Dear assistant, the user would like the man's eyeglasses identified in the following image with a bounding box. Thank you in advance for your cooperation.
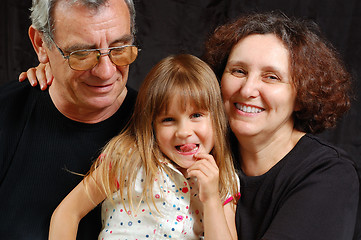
[50,38,139,71]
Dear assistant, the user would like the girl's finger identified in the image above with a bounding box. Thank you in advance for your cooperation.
[187,159,218,178]
[193,153,218,168]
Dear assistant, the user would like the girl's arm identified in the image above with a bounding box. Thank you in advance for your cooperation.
[49,168,107,240]
[202,194,237,240]
[187,153,237,240]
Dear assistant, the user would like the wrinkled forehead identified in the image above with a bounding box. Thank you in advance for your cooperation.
[53,0,131,42]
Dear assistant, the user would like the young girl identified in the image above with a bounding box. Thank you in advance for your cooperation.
[49,54,239,240]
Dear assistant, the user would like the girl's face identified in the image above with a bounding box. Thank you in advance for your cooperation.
[221,34,297,142]
[154,95,215,173]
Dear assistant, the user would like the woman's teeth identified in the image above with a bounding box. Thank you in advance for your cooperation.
[235,103,263,113]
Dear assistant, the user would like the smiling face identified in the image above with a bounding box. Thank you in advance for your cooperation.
[44,0,133,121]
[154,96,215,173]
[221,34,297,143]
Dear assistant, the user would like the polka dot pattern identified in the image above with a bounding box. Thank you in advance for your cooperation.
[98,164,206,239]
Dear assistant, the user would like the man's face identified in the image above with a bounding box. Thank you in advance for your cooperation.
[44,0,132,120]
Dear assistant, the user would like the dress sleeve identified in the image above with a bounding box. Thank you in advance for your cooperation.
[223,171,241,206]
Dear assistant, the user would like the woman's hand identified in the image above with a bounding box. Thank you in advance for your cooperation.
[19,63,53,90]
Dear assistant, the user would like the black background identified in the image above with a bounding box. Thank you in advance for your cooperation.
[1,0,360,194]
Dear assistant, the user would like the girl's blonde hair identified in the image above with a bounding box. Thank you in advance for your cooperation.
[88,54,238,212]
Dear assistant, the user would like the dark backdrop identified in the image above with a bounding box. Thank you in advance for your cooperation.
[1,0,361,230]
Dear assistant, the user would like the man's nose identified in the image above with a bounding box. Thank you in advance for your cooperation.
[90,53,116,80]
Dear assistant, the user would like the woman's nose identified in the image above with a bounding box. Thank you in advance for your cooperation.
[239,75,259,98]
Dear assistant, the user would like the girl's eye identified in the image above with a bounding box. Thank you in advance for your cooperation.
[161,117,174,123]
[191,113,203,119]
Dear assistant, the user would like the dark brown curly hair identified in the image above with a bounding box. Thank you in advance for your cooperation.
[203,12,351,134]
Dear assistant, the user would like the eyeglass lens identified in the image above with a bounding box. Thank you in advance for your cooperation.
[68,46,138,71]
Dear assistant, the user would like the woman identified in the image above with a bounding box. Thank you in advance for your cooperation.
[203,12,359,240]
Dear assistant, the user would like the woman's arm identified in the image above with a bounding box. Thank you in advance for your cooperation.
[187,153,237,240]
[49,168,107,240]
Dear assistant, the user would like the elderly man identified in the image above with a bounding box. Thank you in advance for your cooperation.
[0,0,138,239]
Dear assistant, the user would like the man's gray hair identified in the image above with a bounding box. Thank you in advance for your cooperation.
[30,0,136,46]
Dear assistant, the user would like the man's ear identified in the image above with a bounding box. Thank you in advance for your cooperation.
[28,25,49,64]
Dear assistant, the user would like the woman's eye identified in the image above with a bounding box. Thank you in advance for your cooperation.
[269,75,278,80]
[231,68,246,77]
[263,74,280,82]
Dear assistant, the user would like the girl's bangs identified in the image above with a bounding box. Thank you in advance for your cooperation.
[157,75,212,114]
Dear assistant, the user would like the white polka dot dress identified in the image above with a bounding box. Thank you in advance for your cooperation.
[98,162,205,240]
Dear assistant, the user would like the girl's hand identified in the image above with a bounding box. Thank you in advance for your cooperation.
[19,63,53,90]
[187,153,220,203]
[187,154,237,240]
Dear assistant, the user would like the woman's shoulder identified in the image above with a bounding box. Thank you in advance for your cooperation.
[279,133,358,185]
[290,133,354,165]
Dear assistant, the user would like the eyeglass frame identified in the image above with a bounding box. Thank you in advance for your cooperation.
[48,36,140,71]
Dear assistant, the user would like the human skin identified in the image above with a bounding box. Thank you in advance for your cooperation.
[154,95,215,175]
[221,33,304,176]
[49,94,237,240]
[28,0,133,123]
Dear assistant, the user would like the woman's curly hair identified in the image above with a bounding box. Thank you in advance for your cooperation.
[203,11,352,134]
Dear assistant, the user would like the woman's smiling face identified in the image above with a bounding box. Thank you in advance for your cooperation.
[221,33,297,141]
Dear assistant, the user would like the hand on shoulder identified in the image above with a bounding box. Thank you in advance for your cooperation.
[19,63,53,90]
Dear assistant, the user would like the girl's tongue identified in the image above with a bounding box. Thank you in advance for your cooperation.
[178,143,198,152]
